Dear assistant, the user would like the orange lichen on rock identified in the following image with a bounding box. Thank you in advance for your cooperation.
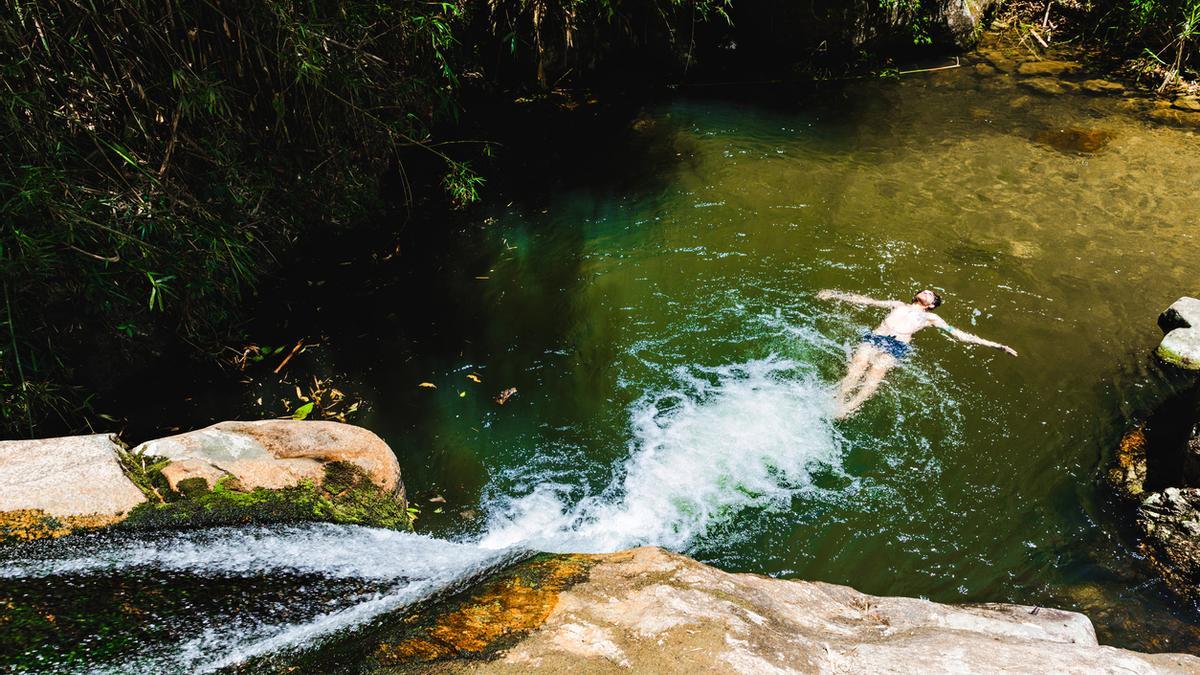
[1108,425,1148,502]
[0,509,118,543]
[374,555,593,665]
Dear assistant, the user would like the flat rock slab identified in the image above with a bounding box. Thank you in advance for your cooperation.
[1158,297,1200,370]
[1173,96,1200,112]
[1017,60,1083,76]
[1081,79,1125,94]
[1020,77,1073,96]
[431,547,1200,673]
[134,420,402,495]
[0,434,145,518]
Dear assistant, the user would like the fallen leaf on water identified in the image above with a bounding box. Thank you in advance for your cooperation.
[495,387,518,405]
[467,373,482,383]
[459,391,466,398]
[418,382,437,389]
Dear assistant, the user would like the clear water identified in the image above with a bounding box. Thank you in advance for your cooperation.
[5,40,1200,671]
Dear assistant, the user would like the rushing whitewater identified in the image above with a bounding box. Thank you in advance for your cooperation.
[2,351,857,673]
[479,356,846,552]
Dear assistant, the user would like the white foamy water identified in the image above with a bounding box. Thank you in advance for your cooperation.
[0,523,494,580]
[6,354,850,673]
[478,356,846,552]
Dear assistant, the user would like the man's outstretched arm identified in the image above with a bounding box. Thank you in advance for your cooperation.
[934,319,1018,356]
[816,289,903,309]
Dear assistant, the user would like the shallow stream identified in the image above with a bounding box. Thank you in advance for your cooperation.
[4,38,1200,672]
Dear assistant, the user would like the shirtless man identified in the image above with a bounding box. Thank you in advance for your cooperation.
[817,289,1018,419]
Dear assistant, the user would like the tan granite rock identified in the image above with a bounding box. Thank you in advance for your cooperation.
[133,420,402,496]
[0,433,145,518]
[420,547,1200,673]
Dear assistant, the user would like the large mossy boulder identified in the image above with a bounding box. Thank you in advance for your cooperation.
[1158,297,1200,370]
[131,420,403,498]
[0,421,410,542]
[0,434,146,541]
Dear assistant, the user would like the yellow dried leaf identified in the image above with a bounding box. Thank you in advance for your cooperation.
[467,373,482,383]
[418,382,437,389]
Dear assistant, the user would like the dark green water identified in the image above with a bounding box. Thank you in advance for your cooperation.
[5,41,1200,671]
[362,46,1200,651]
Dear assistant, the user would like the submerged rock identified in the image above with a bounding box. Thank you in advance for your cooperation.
[1021,77,1072,96]
[1081,79,1125,94]
[132,420,403,496]
[1172,96,1200,113]
[1108,425,1149,502]
[306,547,1200,672]
[1032,127,1114,154]
[1157,297,1200,370]
[1017,60,1083,76]
[0,434,145,541]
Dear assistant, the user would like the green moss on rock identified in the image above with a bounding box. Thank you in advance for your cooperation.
[120,462,411,531]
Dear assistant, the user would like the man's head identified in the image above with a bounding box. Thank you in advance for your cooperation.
[913,289,942,310]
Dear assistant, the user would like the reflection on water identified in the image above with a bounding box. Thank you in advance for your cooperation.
[5,37,1200,671]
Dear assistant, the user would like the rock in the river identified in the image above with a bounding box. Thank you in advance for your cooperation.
[1157,297,1200,370]
[0,434,146,540]
[1108,425,1149,502]
[1081,79,1125,94]
[1173,96,1200,112]
[1021,77,1072,95]
[133,420,403,496]
[363,547,1200,673]
[1138,488,1200,604]
[1017,60,1083,76]
[1033,127,1114,154]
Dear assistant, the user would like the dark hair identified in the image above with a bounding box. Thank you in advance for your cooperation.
[914,290,943,309]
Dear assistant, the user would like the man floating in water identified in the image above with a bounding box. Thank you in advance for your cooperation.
[817,289,1018,419]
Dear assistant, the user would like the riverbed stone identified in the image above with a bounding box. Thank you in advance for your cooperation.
[1138,488,1200,604]
[133,420,403,496]
[1172,96,1200,112]
[1157,297,1200,370]
[1021,77,1072,95]
[369,547,1200,672]
[1081,79,1125,94]
[1108,425,1148,502]
[0,433,146,524]
[1017,60,1083,76]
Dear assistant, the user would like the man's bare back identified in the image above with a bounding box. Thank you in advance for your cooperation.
[816,288,1017,419]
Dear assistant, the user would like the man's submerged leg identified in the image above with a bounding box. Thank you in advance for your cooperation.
[835,345,876,413]
[836,355,897,420]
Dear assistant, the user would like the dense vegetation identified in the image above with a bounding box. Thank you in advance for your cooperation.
[0,0,727,435]
[1,0,1196,438]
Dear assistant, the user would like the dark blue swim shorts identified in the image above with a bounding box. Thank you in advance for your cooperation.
[861,332,912,359]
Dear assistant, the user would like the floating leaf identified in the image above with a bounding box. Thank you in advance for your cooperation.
[466,373,482,383]
[292,402,315,420]
[459,391,466,398]
[495,387,518,405]
[418,382,437,389]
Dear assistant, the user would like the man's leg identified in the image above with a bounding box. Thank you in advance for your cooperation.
[836,356,897,419]
[836,345,876,407]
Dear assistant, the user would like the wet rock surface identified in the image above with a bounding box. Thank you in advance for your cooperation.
[1109,425,1149,502]
[1017,60,1083,76]
[304,548,1200,673]
[1139,488,1200,604]
[1032,127,1115,154]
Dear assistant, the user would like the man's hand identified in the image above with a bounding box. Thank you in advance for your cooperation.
[1000,345,1018,357]
[816,289,837,301]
